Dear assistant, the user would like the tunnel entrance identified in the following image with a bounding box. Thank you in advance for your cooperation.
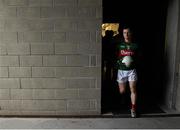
[102,0,168,115]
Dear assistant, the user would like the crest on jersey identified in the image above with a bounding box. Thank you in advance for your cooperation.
[127,45,130,50]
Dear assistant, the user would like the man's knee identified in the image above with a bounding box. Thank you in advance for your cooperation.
[129,81,137,93]
[130,86,137,94]
[119,88,125,94]
[119,84,126,94]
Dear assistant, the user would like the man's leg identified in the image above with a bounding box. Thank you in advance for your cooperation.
[129,81,137,106]
[117,70,128,109]
[118,82,127,106]
[129,81,137,117]
[118,82,126,94]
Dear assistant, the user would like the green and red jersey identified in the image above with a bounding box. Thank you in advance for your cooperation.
[116,42,138,70]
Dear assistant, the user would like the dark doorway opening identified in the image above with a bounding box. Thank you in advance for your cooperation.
[102,0,168,115]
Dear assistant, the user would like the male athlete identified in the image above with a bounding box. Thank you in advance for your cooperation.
[116,27,138,118]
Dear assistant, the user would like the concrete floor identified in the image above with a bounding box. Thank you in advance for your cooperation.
[0,116,180,129]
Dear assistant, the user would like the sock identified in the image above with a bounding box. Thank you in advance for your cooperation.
[131,104,136,110]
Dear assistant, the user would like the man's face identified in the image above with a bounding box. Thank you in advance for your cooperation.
[123,28,132,40]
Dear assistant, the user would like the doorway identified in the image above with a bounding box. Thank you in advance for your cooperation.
[102,0,168,115]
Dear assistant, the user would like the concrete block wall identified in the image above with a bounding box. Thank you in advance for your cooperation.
[0,0,102,116]
[163,0,180,112]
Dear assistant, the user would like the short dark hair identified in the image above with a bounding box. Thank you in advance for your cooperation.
[122,24,132,30]
[105,30,114,37]
[122,25,134,35]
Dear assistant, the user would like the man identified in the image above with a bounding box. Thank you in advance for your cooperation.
[116,27,138,118]
[102,30,115,84]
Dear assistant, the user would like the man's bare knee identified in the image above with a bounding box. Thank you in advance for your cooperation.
[130,87,136,93]
[119,83,126,94]
[129,81,137,93]
[119,88,125,94]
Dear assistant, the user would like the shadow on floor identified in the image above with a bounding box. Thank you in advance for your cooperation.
[101,88,165,116]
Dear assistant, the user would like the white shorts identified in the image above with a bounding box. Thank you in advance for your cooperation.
[117,69,138,83]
